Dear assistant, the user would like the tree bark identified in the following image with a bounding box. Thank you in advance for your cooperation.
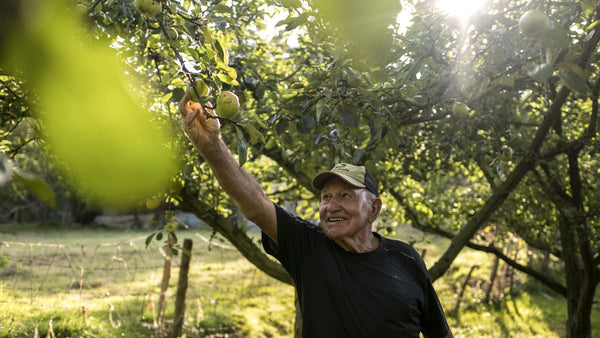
[170,238,193,338]
[156,236,173,337]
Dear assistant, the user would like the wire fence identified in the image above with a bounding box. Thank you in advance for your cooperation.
[0,230,285,337]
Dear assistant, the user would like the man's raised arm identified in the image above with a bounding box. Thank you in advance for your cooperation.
[179,93,277,243]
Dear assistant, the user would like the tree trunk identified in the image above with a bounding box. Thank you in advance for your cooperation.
[559,217,598,338]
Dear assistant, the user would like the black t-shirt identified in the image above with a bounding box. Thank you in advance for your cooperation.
[262,203,450,338]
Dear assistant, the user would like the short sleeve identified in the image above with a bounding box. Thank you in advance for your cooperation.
[261,203,319,282]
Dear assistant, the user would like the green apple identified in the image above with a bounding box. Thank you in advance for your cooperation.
[145,197,161,210]
[134,0,161,18]
[217,91,240,119]
[165,220,177,233]
[519,10,549,38]
[451,102,469,116]
[265,138,278,150]
[166,27,178,40]
[186,81,210,102]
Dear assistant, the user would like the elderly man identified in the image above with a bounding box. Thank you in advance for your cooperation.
[180,94,453,337]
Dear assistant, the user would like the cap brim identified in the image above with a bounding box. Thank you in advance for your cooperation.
[311,171,366,190]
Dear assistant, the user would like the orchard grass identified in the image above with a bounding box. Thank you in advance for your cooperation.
[0,222,598,337]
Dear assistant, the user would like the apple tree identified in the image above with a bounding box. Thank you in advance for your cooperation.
[1,0,599,336]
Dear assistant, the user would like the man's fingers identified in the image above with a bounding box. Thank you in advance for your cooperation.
[184,108,202,127]
[178,92,192,117]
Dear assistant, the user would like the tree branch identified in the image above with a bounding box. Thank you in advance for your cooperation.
[427,13,600,281]
[178,188,293,285]
[389,189,565,294]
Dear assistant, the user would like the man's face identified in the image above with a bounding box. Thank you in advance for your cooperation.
[318,177,377,241]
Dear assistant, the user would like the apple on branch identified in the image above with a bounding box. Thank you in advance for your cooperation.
[519,9,550,38]
[134,0,162,18]
[451,101,469,117]
[217,91,240,119]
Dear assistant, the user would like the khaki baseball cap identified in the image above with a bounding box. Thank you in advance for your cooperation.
[312,163,379,197]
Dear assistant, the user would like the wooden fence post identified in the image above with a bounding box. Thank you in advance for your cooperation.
[451,265,479,316]
[156,236,173,338]
[170,238,193,338]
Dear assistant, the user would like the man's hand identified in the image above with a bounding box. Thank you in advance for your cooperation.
[179,92,220,153]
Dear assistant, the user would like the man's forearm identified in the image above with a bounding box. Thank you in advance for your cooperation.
[197,137,277,241]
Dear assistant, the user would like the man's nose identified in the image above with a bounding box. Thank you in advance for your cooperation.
[326,197,341,211]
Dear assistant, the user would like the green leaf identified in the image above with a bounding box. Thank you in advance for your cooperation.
[181,247,192,257]
[275,119,289,135]
[13,171,56,209]
[214,38,229,65]
[171,87,185,103]
[285,13,309,31]
[156,232,163,241]
[246,123,265,145]
[558,62,589,95]
[297,114,314,134]
[527,63,554,83]
[586,20,599,31]
[212,4,233,14]
[315,100,326,122]
[145,233,156,248]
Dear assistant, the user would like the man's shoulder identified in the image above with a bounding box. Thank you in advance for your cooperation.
[383,237,422,258]
[382,236,430,278]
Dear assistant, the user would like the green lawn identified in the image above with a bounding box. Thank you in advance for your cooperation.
[0,222,597,337]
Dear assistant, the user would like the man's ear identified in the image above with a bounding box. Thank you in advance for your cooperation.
[369,197,383,223]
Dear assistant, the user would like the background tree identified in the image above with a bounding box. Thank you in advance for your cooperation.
[1,0,598,336]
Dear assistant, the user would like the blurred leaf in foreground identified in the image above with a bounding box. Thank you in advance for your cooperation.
[0,0,178,206]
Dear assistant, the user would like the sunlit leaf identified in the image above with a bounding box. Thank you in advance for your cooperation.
[2,0,178,206]
[246,123,265,145]
[212,4,233,14]
[214,37,229,65]
[13,171,56,209]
